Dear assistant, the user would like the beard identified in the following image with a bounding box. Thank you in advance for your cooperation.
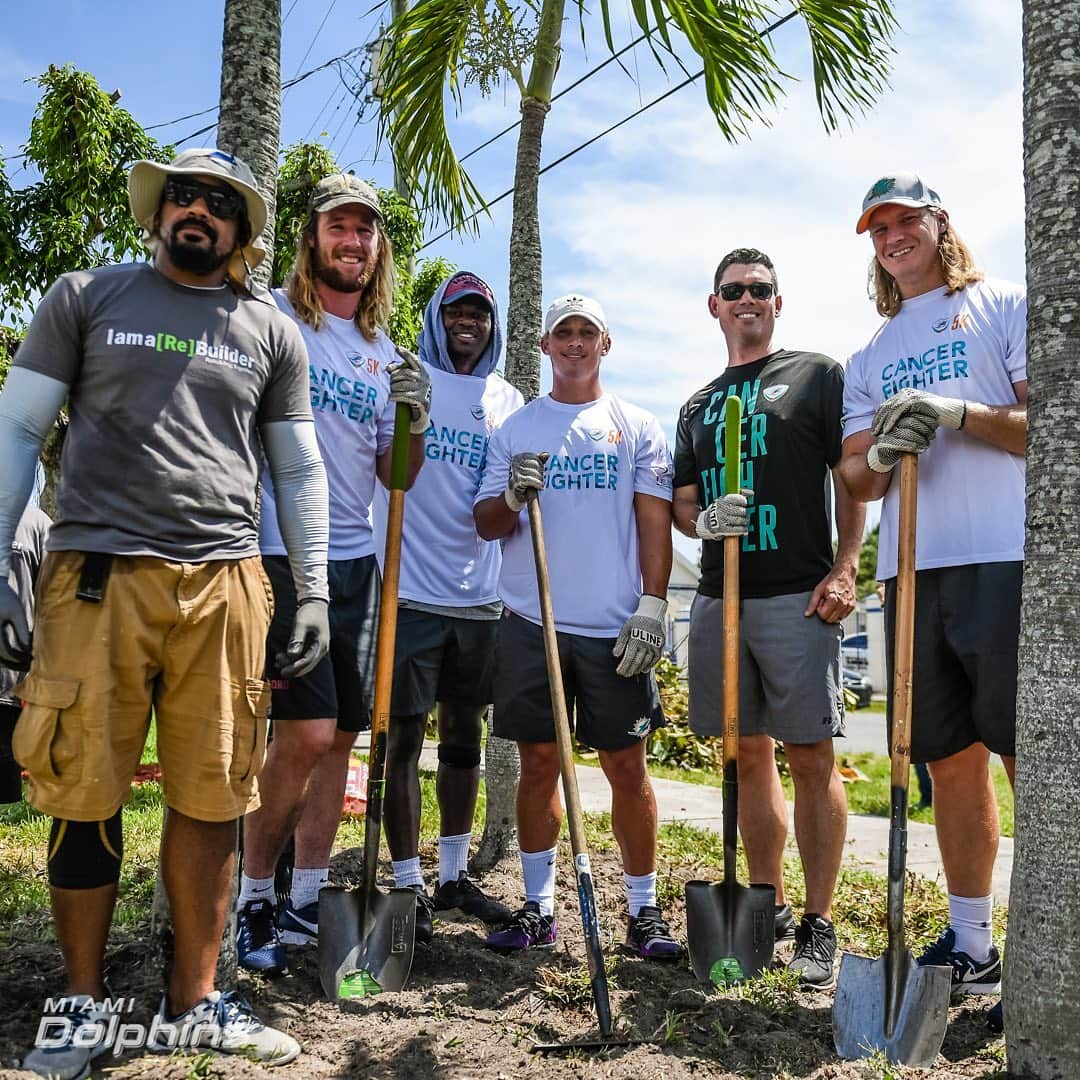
[165,218,230,275]
[313,244,375,294]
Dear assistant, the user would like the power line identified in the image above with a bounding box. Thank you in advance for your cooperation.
[286,0,341,92]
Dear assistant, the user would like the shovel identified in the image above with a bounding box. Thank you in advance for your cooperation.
[832,453,951,1066]
[319,403,417,1000]
[526,492,614,1039]
[685,393,775,986]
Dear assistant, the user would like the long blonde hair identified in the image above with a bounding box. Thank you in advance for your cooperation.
[869,211,985,318]
[286,215,397,340]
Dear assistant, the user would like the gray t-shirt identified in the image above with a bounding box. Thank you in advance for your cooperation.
[14,263,311,561]
[1,506,50,705]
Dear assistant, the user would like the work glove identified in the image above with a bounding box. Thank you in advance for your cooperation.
[867,388,966,473]
[613,594,668,678]
[276,597,330,678]
[694,489,753,540]
[504,452,548,512]
[387,348,432,435]
[0,580,32,669]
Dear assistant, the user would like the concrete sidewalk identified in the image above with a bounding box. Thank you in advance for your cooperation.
[358,740,1013,902]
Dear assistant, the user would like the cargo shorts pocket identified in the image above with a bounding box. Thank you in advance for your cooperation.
[11,676,82,784]
[230,678,271,784]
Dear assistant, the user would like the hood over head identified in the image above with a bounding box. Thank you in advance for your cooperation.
[418,272,503,378]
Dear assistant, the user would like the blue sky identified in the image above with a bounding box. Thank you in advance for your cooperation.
[2,1,1025,552]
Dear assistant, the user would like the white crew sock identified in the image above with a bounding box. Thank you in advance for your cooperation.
[624,871,658,917]
[392,856,425,889]
[521,846,558,916]
[949,893,994,961]
[438,832,471,887]
[238,873,274,910]
[290,867,329,910]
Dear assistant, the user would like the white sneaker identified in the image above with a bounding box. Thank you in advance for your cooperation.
[22,994,117,1080]
[148,990,300,1065]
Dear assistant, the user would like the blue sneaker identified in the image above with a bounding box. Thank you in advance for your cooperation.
[917,928,1001,995]
[278,900,319,946]
[238,899,287,976]
[22,995,116,1080]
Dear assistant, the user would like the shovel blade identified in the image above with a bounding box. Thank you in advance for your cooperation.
[318,885,417,1001]
[685,879,775,985]
[832,950,951,1067]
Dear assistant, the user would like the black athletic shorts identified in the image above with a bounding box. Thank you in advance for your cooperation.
[884,561,1021,763]
[264,554,380,732]
[0,703,23,803]
[493,610,665,752]
[390,607,499,715]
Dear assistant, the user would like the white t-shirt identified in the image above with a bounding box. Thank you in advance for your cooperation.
[843,278,1027,579]
[373,364,523,606]
[261,291,396,559]
[475,392,674,637]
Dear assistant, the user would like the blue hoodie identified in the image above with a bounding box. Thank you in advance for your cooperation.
[417,272,503,379]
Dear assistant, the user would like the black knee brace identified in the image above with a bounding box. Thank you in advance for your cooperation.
[47,810,123,889]
[437,742,482,769]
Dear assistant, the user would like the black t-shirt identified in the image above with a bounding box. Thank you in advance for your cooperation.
[674,349,844,598]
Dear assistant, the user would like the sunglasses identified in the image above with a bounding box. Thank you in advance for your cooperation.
[718,282,775,302]
[163,177,245,221]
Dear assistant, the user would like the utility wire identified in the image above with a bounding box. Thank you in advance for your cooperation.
[286,0,341,91]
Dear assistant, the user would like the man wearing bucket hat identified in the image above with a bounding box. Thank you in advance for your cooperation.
[0,147,329,1074]
[473,294,682,960]
[237,172,432,973]
[838,173,1027,1032]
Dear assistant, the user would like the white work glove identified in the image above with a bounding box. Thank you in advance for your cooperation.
[387,347,432,435]
[504,452,548,512]
[694,489,753,540]
[613,594,668,678]
[275,598,330,678]
[867,388,966,473]
[0,580,32,669]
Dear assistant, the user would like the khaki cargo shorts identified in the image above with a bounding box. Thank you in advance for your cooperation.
[12,552,274,822]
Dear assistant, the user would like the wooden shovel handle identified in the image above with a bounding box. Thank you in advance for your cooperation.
[890,453,918,788]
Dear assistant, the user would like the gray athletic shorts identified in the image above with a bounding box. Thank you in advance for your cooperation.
[390,607,499,715]
[884,561,1020,763]
[687,591,845,744]
[492,610,665,751]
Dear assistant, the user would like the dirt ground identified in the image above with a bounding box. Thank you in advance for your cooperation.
[0,848,1006,1079]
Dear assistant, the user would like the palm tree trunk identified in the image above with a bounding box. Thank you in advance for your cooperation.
[216,0,281,291]
[1006,2,1080,1073]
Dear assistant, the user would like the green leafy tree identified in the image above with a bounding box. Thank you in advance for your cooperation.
[0,65,171,324]
[855,523,879,599]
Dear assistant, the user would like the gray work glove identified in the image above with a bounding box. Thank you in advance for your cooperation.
[613,594,668,678]
[504,452,548,512]
[694,489,753,540]
[0,580,32,669]
[387,347,432,435]
[868,388,966,473]
[276,598,330,678]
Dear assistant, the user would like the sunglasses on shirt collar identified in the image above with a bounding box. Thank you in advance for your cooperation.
[162,177,245,221]
[717,282,775,301]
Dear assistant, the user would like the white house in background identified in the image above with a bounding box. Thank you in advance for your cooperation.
[842,593,888,691]
[666,547,699,670]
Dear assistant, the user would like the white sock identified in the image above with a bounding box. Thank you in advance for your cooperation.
[949,893,994,961]
[290,867,329,910]
[521,846,558,916]
[238,873,274,909]
[624,871,657,917]
[392,856,425,889]
[438,832,471,887]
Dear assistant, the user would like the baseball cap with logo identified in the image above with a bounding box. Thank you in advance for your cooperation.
[543,294,608,334]
[308,173,383,221]
[856,172,943,234]
[442,271,495,311]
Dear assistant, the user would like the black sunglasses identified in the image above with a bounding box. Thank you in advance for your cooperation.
[718,282,775,302]
[163,177,245,221]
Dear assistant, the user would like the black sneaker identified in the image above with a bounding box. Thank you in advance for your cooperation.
[987,1000,1003,1033]
[410,884,434,945]
[788,914,836,990]
[432,872,512,926]
[917,928,1001,995]
[625,905,683,961]
[484,901,557,952]
[774,903,796,941]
